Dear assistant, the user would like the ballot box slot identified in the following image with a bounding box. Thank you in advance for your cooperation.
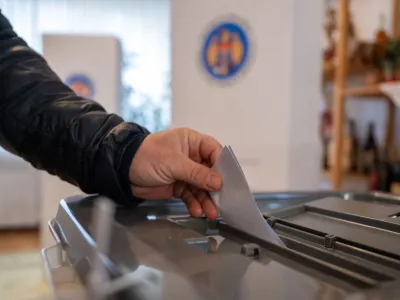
[216,222,379,289]
[172,215,400,287]
[270,216,400,259]
[305,204,400,234]
[279,234,393,282]
[262,198,400,290]
[271,218,400,274]
[171,217,371,288]
[267,198,400,259]
[267,215,327,237]
[347,192,400,205]
[271,220,326,245]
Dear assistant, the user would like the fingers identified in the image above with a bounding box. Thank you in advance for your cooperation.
[174,181,217,219]
[198,134,223,166]
[174,156,222,192]
[180,188,203,218]
[174,181,202,217]
[193,188,218,220]
[181,187,218,219]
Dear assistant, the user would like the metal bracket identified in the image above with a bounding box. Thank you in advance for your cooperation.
[43,196,168,299]
[42,219,87,300]
[324,234,337,249]
[267,217,278,228]
[241,243,261,257]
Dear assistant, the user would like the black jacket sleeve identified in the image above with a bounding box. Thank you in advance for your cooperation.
[0,12,150,206]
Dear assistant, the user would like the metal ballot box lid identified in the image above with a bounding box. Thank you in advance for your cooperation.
[42,192,400,300]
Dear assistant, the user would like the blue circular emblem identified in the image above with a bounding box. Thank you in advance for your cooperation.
[202,21,250,80]
[65,74,95,98]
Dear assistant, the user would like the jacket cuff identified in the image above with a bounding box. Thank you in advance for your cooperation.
[117,130,149,206]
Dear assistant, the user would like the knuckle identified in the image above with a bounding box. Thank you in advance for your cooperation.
[189,166,200,181]
[178,127,199,138]
[189,167,199,181]
[175,127,190,135]
[189,166,206,183]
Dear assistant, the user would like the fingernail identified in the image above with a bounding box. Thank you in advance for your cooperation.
[206,209,218,220]
[190,207,202,217]
[205,173,222,191]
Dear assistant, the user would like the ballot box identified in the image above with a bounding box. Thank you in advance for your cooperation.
[42,192,400,300]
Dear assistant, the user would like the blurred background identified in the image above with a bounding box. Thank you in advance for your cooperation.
[1,0,400,298]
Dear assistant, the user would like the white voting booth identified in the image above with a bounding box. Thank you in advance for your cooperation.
[41,34,122,247]
[171,0,323,192]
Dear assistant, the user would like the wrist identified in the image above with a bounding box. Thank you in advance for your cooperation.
[117,128,149,203]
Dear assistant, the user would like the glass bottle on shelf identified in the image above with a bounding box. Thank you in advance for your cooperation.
[375,14,389,57]
[348,119,359,173]
[362,122,379,175]
[390,149,400,194]
[376,148,393,192]
[370,147,393,192]
[320,110,332,170]
[342,119,351,173]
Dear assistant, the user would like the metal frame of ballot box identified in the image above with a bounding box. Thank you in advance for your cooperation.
[42,192,400,300]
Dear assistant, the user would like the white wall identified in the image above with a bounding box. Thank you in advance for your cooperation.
[0,154,40,227]
[172,0,323,191]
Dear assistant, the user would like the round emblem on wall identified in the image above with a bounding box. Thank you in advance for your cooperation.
[65,74,95,98]
[202,20,250,80]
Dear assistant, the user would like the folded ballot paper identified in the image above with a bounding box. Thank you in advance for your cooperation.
[210,146,286,248]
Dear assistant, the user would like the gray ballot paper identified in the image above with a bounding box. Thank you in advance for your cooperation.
[210,146,286,248]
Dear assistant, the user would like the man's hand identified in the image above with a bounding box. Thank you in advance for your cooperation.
[129,128,223,219]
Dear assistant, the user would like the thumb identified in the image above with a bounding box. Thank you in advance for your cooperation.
[175,156,222,191]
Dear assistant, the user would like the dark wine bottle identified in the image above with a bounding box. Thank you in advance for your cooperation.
[362,122,379,175]
[320,110,332,170]
[375,148,393,192]
[391,157,400,194]
[348,119,359,172]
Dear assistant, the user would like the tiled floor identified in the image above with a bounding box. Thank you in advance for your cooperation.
[0,229,52,300]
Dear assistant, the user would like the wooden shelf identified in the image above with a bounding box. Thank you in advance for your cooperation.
[344,84,385,98]
[329,0,400,190]
[344,82,400,99]
[323,171,368,180]
[323,60,373,82]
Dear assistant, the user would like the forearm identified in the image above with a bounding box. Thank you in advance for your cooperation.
[0,12,148,205]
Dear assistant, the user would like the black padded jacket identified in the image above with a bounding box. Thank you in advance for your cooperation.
[0,11,149,207]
